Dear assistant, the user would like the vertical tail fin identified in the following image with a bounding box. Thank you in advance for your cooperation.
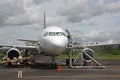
[44,11,46,29]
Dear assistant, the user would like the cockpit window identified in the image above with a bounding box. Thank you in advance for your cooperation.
[43,32,66,37]
[56,32,62,36]
[43,32,48,36]
[56,32,66,36]
[49,32,55,36]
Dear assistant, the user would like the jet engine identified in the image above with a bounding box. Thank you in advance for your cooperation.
[82,48,94,62]
[7,48,21,60]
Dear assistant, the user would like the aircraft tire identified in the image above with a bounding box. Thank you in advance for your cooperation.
[66,59,74,66]
[66,59,69,66]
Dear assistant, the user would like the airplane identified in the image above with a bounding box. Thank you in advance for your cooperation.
[0,12,118,68]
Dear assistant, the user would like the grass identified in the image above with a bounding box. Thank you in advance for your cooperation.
[96,54,120,60]
[92,47,120,60]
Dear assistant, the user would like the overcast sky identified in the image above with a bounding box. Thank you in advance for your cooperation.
[0,0,120,45]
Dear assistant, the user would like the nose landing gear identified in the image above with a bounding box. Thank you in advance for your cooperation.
[51,56,57,69]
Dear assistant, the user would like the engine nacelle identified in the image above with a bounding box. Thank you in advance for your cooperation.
[7,48,21,60]
[82,48,94,62]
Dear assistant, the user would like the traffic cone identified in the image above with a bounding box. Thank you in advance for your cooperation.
[57,64,61,72]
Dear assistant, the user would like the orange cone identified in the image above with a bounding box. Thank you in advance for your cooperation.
[57,64,62,72]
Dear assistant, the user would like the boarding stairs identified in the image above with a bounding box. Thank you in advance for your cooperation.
[67,43,106,69]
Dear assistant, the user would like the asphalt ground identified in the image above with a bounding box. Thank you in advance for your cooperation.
[0,60,120,80]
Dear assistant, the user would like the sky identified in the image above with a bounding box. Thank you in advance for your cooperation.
[0,0,120,45]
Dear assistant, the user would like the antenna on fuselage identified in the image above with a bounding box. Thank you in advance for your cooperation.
[44,11,46,29]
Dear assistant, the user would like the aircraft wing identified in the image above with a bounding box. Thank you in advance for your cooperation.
[18,39,39,43]
[0,44,37,50]
[83,43,120,48]
[17,39,40,46]
[0,39,40,51]
[70,43,120,49]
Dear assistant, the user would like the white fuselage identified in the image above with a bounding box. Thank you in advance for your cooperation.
[39,26,68,56]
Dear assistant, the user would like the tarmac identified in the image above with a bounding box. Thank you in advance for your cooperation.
[0,60,120,80]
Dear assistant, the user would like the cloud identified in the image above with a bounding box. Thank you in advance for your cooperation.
[0,0,51,26]
[5,14,32,26]
[0,0,119,44]
[0,0,25,26]
[46,17,61,26]
[83,30,108,42]
[58,0,120,23]
[83,30,120,43]
[32,0,51,5]
[106,39,114,44]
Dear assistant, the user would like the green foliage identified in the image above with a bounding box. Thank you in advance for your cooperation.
[91,45,120,55]
[91,46,120,60]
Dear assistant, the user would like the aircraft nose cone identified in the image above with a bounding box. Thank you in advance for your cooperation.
[50,37,68,55]
[52,37,68,48]
[43,37,68,55]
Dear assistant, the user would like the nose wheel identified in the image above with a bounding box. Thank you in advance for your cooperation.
[50,63,57,69]
[51,56,57,69]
